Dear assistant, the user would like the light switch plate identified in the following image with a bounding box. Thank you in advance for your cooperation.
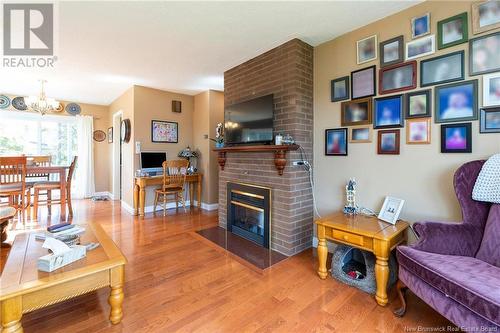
[135,141,141,154]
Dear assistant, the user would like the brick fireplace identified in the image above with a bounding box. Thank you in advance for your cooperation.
[219,39,314,256]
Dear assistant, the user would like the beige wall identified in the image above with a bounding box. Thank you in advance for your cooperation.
[314,1,500,223]
[208,90,224,204]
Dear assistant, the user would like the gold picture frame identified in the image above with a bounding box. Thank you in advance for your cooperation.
[406,118,431,144]
[349,126,373,143]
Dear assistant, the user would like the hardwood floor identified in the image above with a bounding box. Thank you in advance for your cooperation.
[0,200,452,332]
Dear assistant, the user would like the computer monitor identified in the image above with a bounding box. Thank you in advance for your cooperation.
[140,152,167,174]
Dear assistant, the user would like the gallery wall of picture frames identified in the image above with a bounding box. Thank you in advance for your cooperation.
[327,0,500,157]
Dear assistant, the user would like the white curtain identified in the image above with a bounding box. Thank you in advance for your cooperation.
[74,115,95,199]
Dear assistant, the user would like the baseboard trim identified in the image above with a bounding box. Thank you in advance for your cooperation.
[312,236,335,253]
[120,200,218,215]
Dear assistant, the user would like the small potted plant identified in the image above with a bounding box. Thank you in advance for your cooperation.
[211,123,224,148]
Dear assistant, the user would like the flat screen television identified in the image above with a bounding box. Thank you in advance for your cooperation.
[140,151,167,173]
[224,94,274,145]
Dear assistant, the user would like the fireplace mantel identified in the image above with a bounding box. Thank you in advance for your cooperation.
[213,144,299,176]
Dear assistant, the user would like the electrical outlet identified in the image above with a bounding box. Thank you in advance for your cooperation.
[293,161,305,166]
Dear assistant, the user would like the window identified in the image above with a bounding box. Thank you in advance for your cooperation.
[0,111,77,166]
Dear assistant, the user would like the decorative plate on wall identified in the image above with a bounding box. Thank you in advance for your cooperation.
[121,118,131,143]
[0,95,11,109]
[12,97,27,110]
[65,103,81,115]
[93,130,106,142]
[54,102,64,113]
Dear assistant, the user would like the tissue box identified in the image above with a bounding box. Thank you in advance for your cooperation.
[37,245,87,272]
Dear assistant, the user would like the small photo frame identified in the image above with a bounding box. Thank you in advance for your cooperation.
[420,51,465,87]
[331,76,350,102]
[406,35,435,61]
[379,35,404,68]
[441,122,472,153]
[480,107,500,133]
[472,0,500,34]
[325,128,348,156]
[435,80,478,123]
[341,97,373,126]
[377,129,400,155]
[351,65,376,99]
[411,13,431,39]
[357,35,377,64]
[349,126,373,143]
[374,95,404,129]
[378,196,405,225]
[406,118,431,144]
[405,90,431,118]
[483,72,500,107]
[151,120,179,143]
[108,127,113,143]
[437,12,468,49]
[172,100,182,113]
[379,61,416,95]
[470,32,500,76]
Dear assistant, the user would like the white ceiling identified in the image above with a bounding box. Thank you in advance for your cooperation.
[0,1,420,106]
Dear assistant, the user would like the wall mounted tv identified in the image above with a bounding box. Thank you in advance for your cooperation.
[224,94,274,145]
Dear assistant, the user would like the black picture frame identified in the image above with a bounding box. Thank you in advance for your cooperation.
[325,128,348,156]
[469,31,500,76]
[331,76,350,102]
[480,107,500,133]
[351,65,376,99]
[151,120,179,143]
[108,127,113,143]
[373,94,404,129]
[420,50,465,87]
[434,80,478,123]
[440,122,472,153]
[379,35,404,68]
[405,89,431,118]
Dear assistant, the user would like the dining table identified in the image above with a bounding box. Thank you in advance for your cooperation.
[26,164,70,219]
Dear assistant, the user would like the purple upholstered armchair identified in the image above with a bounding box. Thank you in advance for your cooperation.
[395,160,500,330]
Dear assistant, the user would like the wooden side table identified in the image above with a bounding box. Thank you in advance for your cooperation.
[315,212,409,306]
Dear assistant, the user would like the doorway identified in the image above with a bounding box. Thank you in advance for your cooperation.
[112,110,123,200]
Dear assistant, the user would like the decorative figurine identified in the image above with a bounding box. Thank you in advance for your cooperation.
[211,123,224,148]
[178,146,199,173]
[343,178,359,215]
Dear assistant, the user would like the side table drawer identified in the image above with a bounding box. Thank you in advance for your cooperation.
[332,230,364,247]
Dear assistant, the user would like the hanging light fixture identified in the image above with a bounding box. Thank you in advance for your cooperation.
[25,80,60,115]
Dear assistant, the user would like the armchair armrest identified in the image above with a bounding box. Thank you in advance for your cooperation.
[412,221,483,257]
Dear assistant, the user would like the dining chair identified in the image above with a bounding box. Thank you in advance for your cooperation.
[33,156,77,219]
[26,155,52,183]
[0,156,30,216]
[0,206,16,247]
[154,159,189,216]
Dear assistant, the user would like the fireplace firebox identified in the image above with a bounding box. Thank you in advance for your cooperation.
[227,182,271,248]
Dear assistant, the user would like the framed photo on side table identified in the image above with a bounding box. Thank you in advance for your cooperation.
[378,196,405,225]
[351,65,376,99]
[325,128,348,156]
[435,80,478,123]
[331,76,350,102]
[151,120,179,143]
[420,51,465,87]
[480,107,500,133]
[405,90,431,118]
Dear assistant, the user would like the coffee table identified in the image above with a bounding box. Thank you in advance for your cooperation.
[0,222,127,333]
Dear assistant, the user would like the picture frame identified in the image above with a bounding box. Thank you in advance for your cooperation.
[469,32,500,76]
[379,35,404,68]
[351,65,376,99]
[406,118,431,144]
[406,35,435,60]
[108,127,113,143]
[379,61,416,95]
[483,72,500,107]
[480,107,500,133]
[325,128,348,156]
[341,97,373,126]
[437,12,468,49]
[405,89,432,118]
[420,51,465,87]
[151,120,179,143]
[357,35,377,64]
[411,13,431,39]
[472,0,500,34]
[331,76,350,102]
[378,196,405,225]
[435,80,478,123]
[377,129,400,155]
[373,95,404,129]
[440,122,472,153]
[349,126,373,143]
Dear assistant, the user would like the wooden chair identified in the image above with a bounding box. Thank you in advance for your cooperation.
[0,206,16,247]
[154,160,189,216]
[26,155,52,183]
[0,157,30,215]
[33,156,77,219]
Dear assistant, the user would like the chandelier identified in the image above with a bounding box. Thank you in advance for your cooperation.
[25,80,59,115]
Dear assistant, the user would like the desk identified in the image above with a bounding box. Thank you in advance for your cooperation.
[315,212,409,306]
[0,221,127,332]
[133,173,202,216]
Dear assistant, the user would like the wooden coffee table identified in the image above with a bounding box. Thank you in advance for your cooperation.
[0,222,127,333]
[315,212,409,306]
